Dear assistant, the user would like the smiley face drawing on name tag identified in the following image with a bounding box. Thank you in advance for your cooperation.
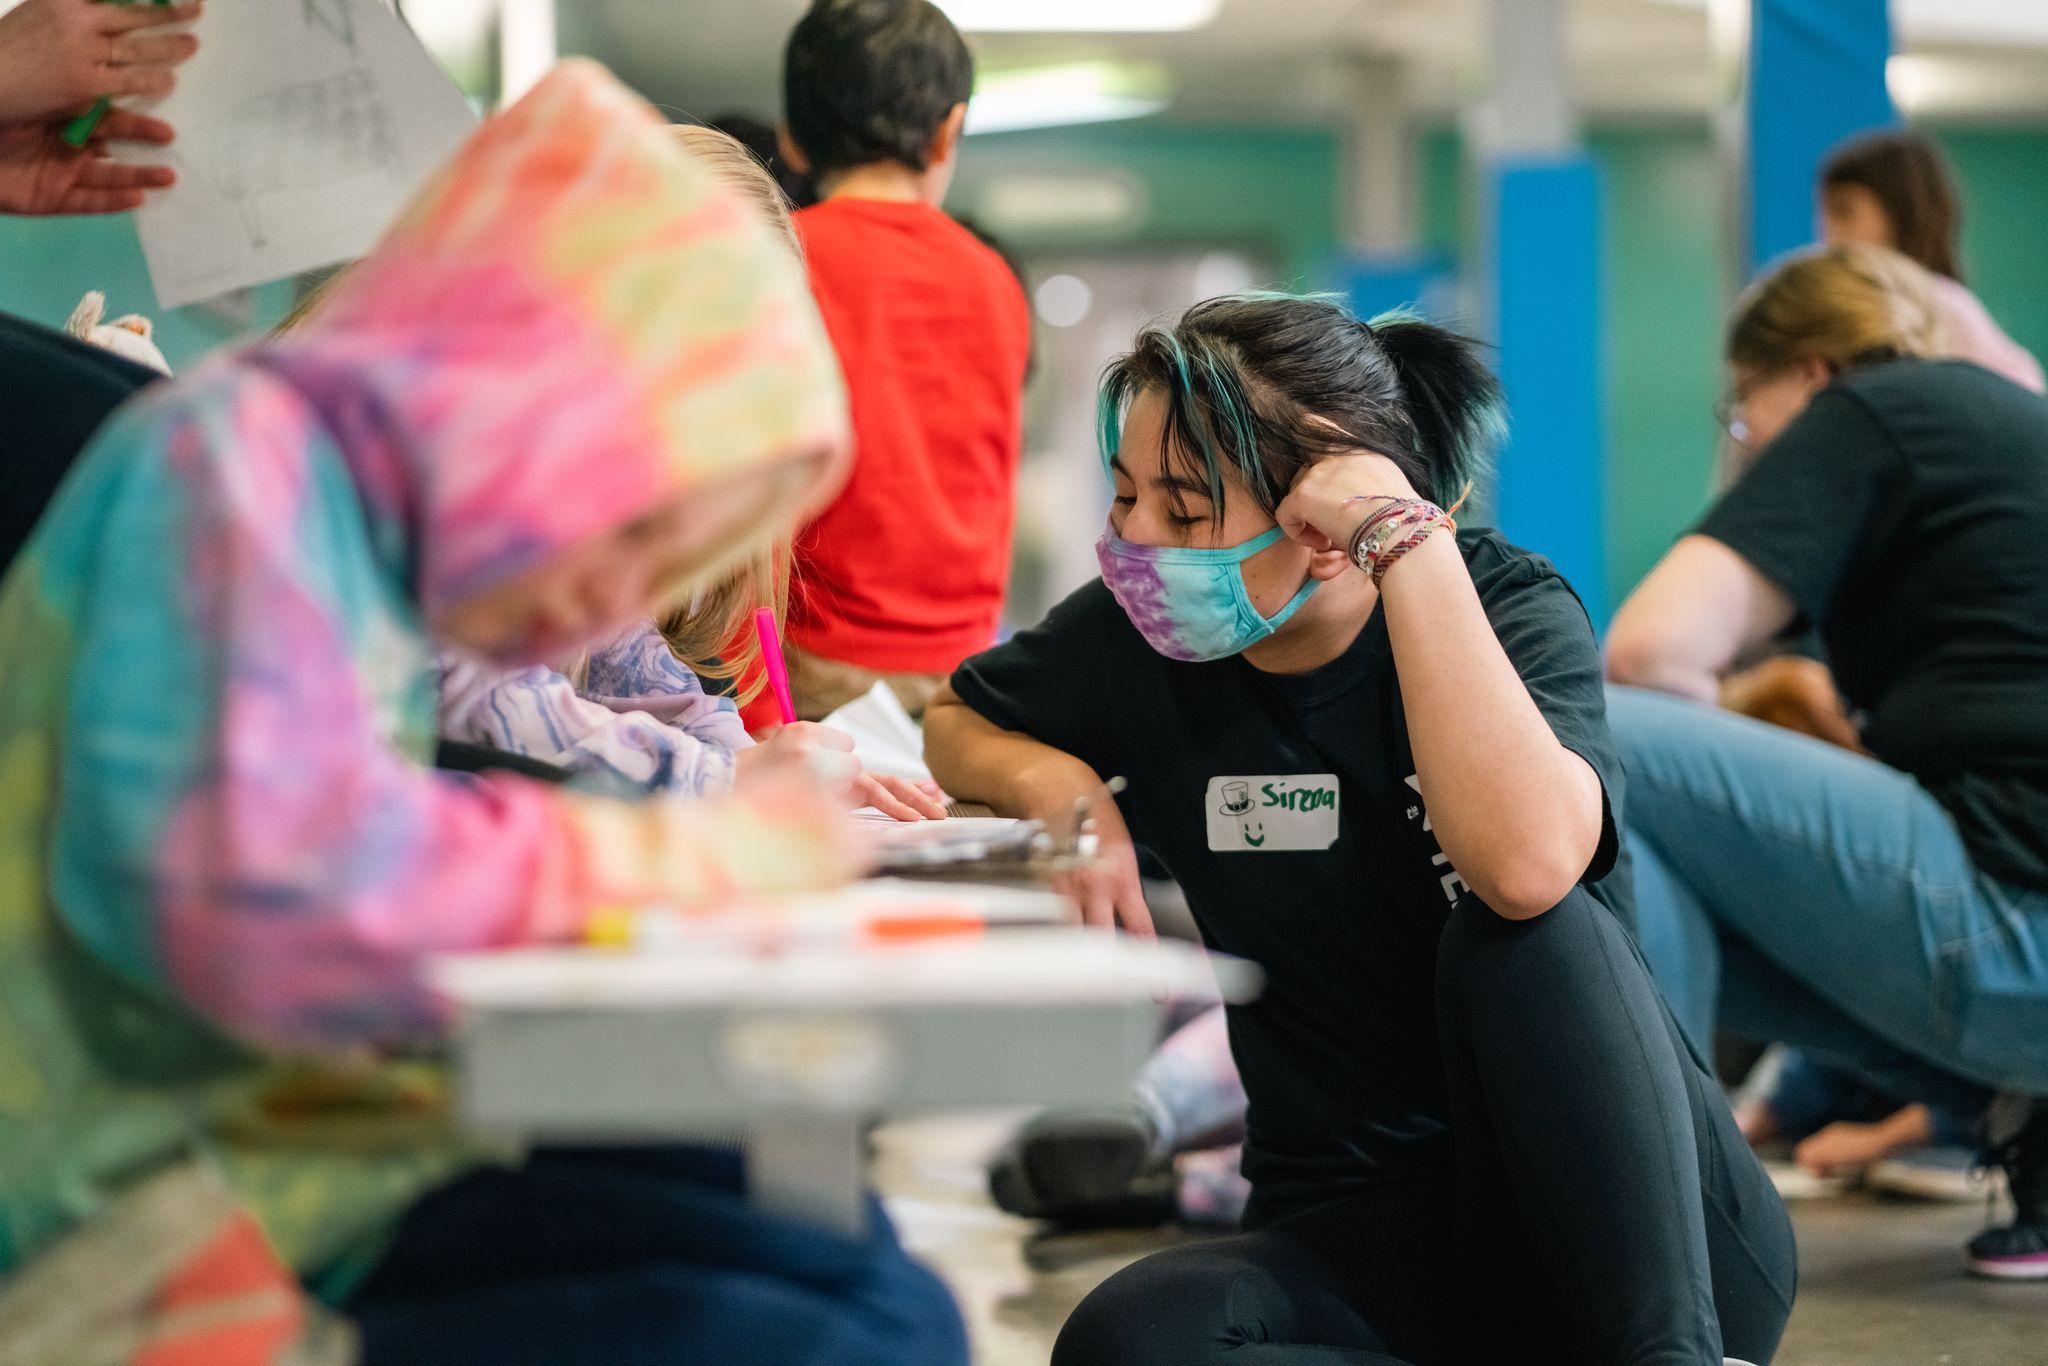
[1205,775,1340,852]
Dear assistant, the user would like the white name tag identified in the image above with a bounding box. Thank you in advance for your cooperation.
[1205,774,1340,852]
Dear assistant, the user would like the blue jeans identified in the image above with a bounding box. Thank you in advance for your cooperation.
[1609,685,2048,1111]
[1764,1049,1976,1148]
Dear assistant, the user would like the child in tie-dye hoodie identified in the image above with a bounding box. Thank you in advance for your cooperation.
[0,61,965,1366]
[432,123,944,820]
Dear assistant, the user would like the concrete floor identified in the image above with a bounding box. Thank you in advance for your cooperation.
[874,1114,2048,1366]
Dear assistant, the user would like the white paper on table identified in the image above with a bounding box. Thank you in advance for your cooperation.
[116,0,477,309]
[820,682,933,783]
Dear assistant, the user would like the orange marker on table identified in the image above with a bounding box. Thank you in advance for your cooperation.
[863,912,986,944]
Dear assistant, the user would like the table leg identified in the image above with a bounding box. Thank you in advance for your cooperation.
[746,1110,868,1235]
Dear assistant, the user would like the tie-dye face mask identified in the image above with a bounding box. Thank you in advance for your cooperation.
[1096,523,1319,662]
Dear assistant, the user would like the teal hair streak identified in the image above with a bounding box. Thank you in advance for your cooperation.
[1098,327,1271,510]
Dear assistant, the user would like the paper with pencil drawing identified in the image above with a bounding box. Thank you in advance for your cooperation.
[118,0,475,308]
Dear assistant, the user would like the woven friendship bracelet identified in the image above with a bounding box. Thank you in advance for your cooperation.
[1368,511,1455,587]
[1345,497,1429,564]
[1346,497,1442,576]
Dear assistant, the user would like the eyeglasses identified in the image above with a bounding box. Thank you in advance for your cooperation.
[1713,394,1752,448]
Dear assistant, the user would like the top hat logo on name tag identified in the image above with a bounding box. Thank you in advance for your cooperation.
[1205,775,1340,852]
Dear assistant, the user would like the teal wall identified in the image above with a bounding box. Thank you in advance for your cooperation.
[1412,125,1727,609]
[1584,126,1724,606]
[8,117,2042,615]
[952,122,1343,286]
[1941,127,2048,367]
[965,117,2048,615]
[0,213,294,369]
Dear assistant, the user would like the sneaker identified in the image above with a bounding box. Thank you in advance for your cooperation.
[987,1105,1175,1228]
[1868,1146,1997,1203]
[1966,1094,2048,1280]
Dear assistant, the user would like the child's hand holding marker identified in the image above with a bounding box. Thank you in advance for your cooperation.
[747,605,944,821]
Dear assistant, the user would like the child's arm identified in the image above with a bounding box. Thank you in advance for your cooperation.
[146,743,849,1051]
[579,622,754,752]
[56,399,853,1055]
[437,647,742,800]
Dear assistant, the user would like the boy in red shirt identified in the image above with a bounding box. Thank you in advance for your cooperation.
[770,0,1031,722]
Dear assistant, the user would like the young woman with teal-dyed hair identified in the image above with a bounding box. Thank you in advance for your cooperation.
[928,291,1793,1364]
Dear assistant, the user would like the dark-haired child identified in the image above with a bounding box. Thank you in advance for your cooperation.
[926,293,1795,1365]
[772,0,1031,722]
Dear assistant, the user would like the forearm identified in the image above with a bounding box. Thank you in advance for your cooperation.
[1378,534,1604,917]
[1603,615,1721,703]
[561,778,853,905]
[1606,534,1793,701]
[925,689,1103,819]
[925,689,1154,934]
[1606,653,1720,704]
[438,657,739,799]
[154,758,851,1051]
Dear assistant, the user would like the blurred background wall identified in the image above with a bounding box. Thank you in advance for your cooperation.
[6,0,2043,628]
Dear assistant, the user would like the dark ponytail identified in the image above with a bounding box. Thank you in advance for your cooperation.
[1366,310,1505,507]
[1098,292,1504,520]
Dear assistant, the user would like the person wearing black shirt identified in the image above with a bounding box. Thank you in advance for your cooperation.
[1608,241,2048,1280]
[928,294,1794,1365]
[0,310,158,573]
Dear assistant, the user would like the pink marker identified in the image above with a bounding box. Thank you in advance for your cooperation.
[753,607,798,726]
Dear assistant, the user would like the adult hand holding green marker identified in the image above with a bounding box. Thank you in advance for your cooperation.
[0,0,200,216]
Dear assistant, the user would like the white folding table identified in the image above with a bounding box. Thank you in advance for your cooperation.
[433,905,1258,1234]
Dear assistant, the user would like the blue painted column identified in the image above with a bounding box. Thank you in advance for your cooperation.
[1489,155,1606,623]
[1740,0,1897,273]
[1478,0,1609,622]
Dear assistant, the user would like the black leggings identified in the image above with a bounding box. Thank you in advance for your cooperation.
[1053,888,1797,1366]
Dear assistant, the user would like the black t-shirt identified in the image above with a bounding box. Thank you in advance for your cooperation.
[0,311,157,577]
[1698,358,2048,891]
[952,528,1632,1216]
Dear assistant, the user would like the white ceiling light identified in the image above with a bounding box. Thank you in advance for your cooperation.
[1034,274,1096,328]
[936,0,1221,34]
[1886,54,1978,114]
[965,62,1172,135]
[976,173,1147,233]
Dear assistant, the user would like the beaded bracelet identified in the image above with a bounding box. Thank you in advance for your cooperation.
[1338,482,1472,586]
[1344,497,1445,577]
[1341,497,1417,560]
[1369,512,1453,587]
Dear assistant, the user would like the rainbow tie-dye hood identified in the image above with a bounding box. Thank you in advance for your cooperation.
[261,58,849,623]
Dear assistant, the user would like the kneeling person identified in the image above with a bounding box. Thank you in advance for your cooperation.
[926,294,1795,1365]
